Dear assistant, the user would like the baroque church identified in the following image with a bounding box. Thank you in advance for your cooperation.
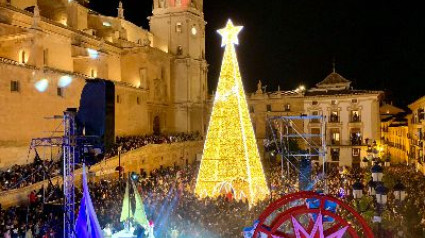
[0,0,207,165]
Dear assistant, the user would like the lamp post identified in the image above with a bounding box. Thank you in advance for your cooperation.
[371,162,384,182]
[352,161,407,238]
[393,180,406,202]
[375,182,388,238]
[384,157,391,167]
[115,145,123,191]
[361,157,369,169]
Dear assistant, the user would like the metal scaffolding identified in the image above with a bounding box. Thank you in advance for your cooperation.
[267,114,327,192]
[29,109,101,238]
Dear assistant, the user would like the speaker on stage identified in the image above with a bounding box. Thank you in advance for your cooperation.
[78,79,115,151]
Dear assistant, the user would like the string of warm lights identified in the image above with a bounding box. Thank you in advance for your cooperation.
[195,20,269,207]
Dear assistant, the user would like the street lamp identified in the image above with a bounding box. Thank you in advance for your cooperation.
[371,163,383,182]
[368,179,376,196]
[393,180,406,202]
[384,157,391,167]
[375,182,388,238]
[352,180,364,199]
[375,183,389,206]
[115,146,124,190]
[361,157,369,169]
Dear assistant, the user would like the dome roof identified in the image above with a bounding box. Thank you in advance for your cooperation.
[316,72,352,88]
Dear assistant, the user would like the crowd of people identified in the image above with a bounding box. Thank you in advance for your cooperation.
[0,133,201,193]
[2,139,425,237]
[91,163,268,237]
[0,156,60,192]
[106,133,202,158]
[0,183,62,238]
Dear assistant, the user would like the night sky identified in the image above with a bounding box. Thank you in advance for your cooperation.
[89,0,425,107]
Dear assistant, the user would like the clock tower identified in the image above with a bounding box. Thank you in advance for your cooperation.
[150,0,207,134]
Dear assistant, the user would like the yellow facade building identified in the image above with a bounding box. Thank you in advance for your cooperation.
[247,70,383,167]
[408,96,425,173]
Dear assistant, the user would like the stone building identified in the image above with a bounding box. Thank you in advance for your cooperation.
[379,104,409,164]
[248,69,383,167]
[0,0,207,166]
[407,96,425,171]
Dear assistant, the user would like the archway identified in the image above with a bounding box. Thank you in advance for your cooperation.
[153,116,160,135]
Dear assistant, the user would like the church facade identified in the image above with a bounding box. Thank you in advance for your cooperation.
[0,0,207,166]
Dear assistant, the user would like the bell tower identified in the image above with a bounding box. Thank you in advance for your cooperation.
[150,0,207,134]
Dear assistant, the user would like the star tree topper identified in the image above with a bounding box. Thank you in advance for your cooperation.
[217,19,244,47]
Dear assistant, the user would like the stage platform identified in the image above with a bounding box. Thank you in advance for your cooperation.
[110,227,136,238]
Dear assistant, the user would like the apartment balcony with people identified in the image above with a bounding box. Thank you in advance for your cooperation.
[329,111,340,124]
[350,131,363,146]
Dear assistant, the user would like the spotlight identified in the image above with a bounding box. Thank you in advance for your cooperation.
[131,172,138,181]
[87,48,99,59]
[34,78,49,92]
[58,75,73,88]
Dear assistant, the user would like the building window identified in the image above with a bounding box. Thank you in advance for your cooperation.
[331,148,340,161]
[285,103,291,112]
[136,96,140,105]
[90,69,97,78]
[352,99,358,104]
[331,100,337,105]
[330,128,340,145]
[329,111,339,123]
[191,25,197,36]
[176,22,182,32]
[249,105,254,113]
[10,80,20,92]
[351,110,360,122]
[117,95,121,104]
[266,104,272,112]
[57,87,64,97]
[311,111,320,123]
[311,128,321,145]
[312,101,318,105]
[352,148,361,163]
[43,49,48,65]
[419,108,425,121]
[19,50,27,64]
[139,68,147,89]
[351,128,362,145]
[177,45,183,55]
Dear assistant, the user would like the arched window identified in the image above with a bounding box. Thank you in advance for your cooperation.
[19,50,27,64]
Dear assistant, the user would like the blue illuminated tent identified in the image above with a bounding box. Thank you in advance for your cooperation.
[74,165,104,238]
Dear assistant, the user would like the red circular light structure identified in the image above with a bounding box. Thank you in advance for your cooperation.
[253,191,374,238]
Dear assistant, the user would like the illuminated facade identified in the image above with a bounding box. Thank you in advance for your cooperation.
[195,20,269,206]
[247,71,383,167]
[0,0,207,166]
[407,96,425,173]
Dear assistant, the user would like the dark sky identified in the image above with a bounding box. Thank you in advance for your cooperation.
[89,0,425,107]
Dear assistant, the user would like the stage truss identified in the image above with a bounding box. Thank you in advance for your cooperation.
[266,115,327,192]
[30,109,101,238]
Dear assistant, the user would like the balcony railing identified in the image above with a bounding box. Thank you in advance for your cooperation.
[350,115,361,123]
[329,116,340,123]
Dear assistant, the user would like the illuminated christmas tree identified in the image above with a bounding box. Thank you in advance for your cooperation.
[195,19,269,206]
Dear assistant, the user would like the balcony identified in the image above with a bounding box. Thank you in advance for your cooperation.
[330,139,341,146]
[329,115,340,123]
[350,137,363,146]
[350,114,361,123]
